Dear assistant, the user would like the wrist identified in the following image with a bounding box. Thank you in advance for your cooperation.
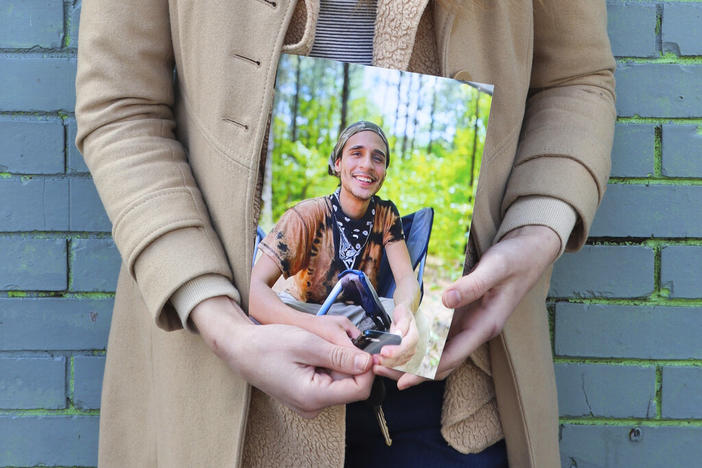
[191,296,253,360]
[502,225,561,264]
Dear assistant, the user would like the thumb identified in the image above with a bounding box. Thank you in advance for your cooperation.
[442,254,506,309]
[314,341,372,375]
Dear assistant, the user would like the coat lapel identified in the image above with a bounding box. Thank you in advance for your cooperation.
[373,0,431,69]
[282,0,320,55]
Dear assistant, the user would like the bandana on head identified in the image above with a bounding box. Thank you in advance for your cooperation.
[330,188,375,270]
[328,121,390,176]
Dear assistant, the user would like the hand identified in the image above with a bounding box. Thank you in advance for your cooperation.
[394,225,560,389]
[192,296,374,418]
[307,314,361,348]
[374,302,419,368]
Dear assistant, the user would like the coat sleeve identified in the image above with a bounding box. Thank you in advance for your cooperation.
[499,0,616,252]
[75,0,239,331]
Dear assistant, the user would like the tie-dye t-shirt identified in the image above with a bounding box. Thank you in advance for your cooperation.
[259,194,405,304]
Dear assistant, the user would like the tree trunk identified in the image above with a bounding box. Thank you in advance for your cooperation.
[339,62,350,134]
[400,74,413,159]
[469,92,481,186]
[393,72,404,154]
[262,115,275,228]
[409,75,423,156]
[426,78,437,154]
[291,56,301,141]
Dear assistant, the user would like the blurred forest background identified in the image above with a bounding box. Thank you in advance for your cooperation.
[262,54,492,290]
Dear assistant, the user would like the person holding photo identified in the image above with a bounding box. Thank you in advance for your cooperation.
[75,0,615,466]
[250,121,420,369]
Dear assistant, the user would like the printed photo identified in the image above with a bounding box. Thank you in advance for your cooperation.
[252,54,493,379]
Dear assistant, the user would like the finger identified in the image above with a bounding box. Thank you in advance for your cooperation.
[431,309,500,381]
[383,315,418,357]
[301,336,372,375]
[442,251,509,309]
[341,319,361,339]
[390,306,410,336]
[292,369,373,417]
[311,370,374,408]
[373,365,405,381]
[397,372,428,390]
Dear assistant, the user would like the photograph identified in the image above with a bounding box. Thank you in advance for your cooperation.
[253,54,493,379]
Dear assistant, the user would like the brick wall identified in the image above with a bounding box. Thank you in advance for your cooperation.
[0,1,110,466]
[555,1,702,466]
[0,1,701,466]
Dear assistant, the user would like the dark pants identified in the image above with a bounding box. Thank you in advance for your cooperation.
[345,378,508,468]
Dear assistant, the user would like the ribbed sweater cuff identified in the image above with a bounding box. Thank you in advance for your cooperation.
[170,274,241,332]
[494,196,577,258]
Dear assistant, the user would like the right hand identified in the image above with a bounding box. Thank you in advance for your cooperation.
[191,296,374,418]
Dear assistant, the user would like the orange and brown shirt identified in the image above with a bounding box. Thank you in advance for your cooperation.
[259,195,405,304]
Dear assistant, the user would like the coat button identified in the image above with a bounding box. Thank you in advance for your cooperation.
[452,70,472,82]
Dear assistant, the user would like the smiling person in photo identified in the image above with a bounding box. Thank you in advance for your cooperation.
[250,121,420,369]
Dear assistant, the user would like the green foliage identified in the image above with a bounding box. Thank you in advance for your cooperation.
[267,55,492,281]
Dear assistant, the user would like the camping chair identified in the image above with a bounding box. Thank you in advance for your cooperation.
[376,207,435,301]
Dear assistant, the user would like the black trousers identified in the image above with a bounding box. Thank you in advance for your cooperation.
[345,378,508,468]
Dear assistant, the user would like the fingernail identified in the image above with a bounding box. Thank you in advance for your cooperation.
[355,354,370,371]
[444,289,460,308]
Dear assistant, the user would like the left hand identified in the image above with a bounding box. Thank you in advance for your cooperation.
[376,225,560,389]
[373,302,419,368]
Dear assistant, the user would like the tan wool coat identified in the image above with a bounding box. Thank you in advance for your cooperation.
[75,0,615,466]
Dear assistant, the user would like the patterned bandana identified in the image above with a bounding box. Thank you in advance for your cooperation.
[330,188,375,269]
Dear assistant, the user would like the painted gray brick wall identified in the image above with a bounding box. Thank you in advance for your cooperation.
[662,3,702,55]
[73,355,106,410]
[555,363,656,418]
[1,1,702,466]
[0,357,66,409]
[0,0,64,49]
[661,124,702,177]
[610,123,655,177]
[0,119,64,173]
[556,3,702,465]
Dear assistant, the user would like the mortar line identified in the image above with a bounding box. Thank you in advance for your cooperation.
[653,243,663,295]
[0,232,113,238]
[655,4,663,56]
[616,54,702,64]
[608,177,702,185]
[0,291,115,299]
[586,238,702,247]
[554,357,702,366]
[553,297,702,306]
[63,118,69,174]
[0,351,106,357]
[62,0,69,49]
[68,355,75,408]
[559,418,702,427]
[0,110,75,119]
[0,172,90,177]
[617,117,702,125]
[548,302,555,355]
[0,49,77,57]
[66,237,73,291]
[656,366,663,419]
[654,125,663,177]
[0,409,99,416]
